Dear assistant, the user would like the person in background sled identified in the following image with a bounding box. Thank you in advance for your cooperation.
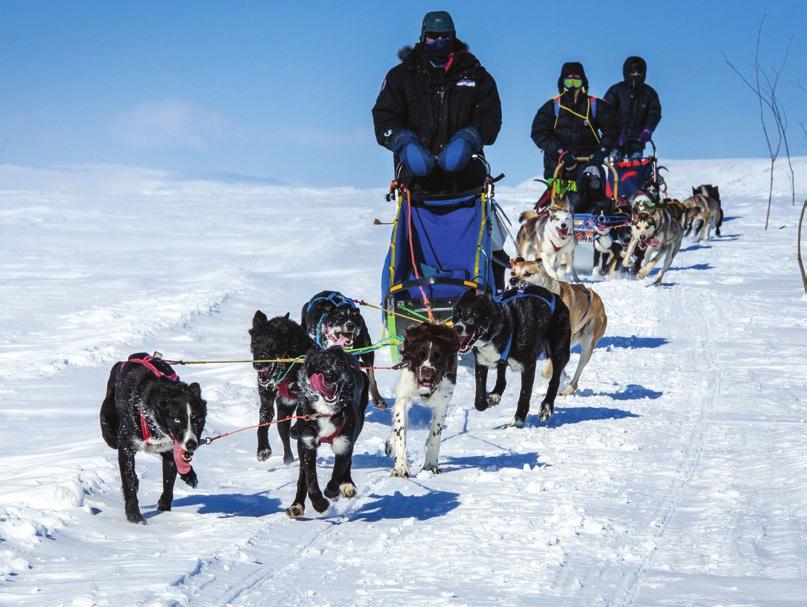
[604,56,662,159]
[372,10,509,288]
[531,62,617,212]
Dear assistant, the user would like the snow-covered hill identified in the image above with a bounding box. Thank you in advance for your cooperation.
[0,159,805,606]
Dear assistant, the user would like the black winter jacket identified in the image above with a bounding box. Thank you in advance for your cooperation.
[372,40,502,193]
[530,90,618,179]
[603,82,661,154]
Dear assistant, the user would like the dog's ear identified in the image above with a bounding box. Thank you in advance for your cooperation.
[283,312,290,320]
[252,310,268,329]
[188,382,202,400]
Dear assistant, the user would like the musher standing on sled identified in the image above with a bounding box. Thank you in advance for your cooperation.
[604,56,662,159]
[531,62,618,213]
[372,10,510,289]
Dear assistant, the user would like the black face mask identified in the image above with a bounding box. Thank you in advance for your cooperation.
[422,37,454,66]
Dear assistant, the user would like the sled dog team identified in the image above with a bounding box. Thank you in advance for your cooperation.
[516,184,723,286]
[99,183,722,524]
[100,274,610,522]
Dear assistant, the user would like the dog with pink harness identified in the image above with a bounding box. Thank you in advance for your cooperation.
[100,353,207,524]
[286,346,368,519]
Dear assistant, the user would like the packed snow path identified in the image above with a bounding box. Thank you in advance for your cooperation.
[0,161,805,606]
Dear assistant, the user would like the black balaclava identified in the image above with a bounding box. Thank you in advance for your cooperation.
[623,56,647,89]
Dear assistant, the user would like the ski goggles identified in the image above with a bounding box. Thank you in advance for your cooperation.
[563,77,583,89]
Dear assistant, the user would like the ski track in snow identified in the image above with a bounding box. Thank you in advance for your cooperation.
[0,160,805,606]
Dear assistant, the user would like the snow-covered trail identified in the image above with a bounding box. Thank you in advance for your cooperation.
[0,161,805,606]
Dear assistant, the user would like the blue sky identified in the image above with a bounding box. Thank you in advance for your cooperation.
[0,1,805,187]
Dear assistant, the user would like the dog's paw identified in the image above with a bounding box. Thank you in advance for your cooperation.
[311,494,330,514]
[256,447,272,462]
[422,463,442,474]
[324,483,340,500]
[474,399,490,412]
[339,482,357,498]
[373,399,388,410]
[286,503,305,519]
[510,417,526,429]
[180,468,198,489]
[283,452,295,465]
[486,392,502,406]
[156,496,172,512]
[560,384,577,396]
[539,402,553,422]
[126,510,147,525]
[592,267,601,277]
[391,466,411,478]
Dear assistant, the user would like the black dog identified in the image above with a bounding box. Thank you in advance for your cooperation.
[99,353,207,524]
[250,310,314,464]
[286,347,368,519]
[452,287,571,427]
[300,290,385,408]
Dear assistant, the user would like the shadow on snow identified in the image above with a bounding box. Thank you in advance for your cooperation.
[597,335,669,349]
[575,383,663,401]
[540,405,640,428]
[350,488,461,522]
[164,491,284,518]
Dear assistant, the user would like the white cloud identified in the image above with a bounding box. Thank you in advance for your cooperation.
[111,98,235,150]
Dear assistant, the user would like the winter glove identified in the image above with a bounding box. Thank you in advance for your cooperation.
[437,127,482,173]
[560,151,578,171]
[639,128,653,143]
[386,129,435,177]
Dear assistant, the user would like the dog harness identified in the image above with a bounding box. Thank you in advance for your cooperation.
[318,415,348,446]
[124,355,180,443]
[305,292,358,350]
[491,288,557,362]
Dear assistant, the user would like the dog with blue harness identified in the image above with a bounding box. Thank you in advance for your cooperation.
[301,290,385,408]
[452,285,571,427]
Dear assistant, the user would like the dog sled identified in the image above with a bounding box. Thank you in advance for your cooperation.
[606,141,666,202]
[381,158,504,356]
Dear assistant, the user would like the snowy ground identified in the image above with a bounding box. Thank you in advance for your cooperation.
[0,159,805,606]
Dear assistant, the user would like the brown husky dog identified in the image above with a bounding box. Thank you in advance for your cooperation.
[509,258,607,395]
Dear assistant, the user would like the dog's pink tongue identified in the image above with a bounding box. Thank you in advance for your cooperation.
[310,372,336,400]
[173,441,192,475]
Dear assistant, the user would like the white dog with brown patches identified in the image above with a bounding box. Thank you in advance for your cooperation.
[386,323,459,477]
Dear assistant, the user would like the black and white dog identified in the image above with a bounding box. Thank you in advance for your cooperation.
[100,353,207,524]
[452,287,571,427]
[249,310,314,464]
[286,347,368,519]
[301,290,385,408]
[385,323,459,477]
